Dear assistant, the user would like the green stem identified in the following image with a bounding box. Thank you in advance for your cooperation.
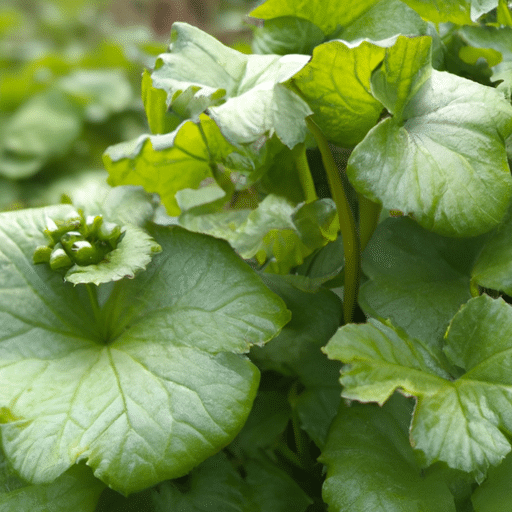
[358,193,382,253]
[292,143,318,203]
[306,117,360,324]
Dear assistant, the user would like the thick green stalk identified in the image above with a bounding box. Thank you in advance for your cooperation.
[306,117,360,324]
[358,193,382,253]
[292,143,318,203]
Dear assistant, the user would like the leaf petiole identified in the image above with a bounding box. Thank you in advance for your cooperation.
[292,143,318,204]
[306,117,360,324]
[358,193,382,253]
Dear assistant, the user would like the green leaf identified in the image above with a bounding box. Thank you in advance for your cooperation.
[324,295,512,482]
[150,452,311,512]
[471,451,512,511]
[0,207,290,494]
[0,90,82,179]
[104,115,247,216]
[338,0,429,43]
[250,273,342,448]
[370,35,433,119]
[250,0,379,37]
[57,69,134,123]
[251,17,325,56]
[147,23,312,148]
[400,0,497,24]
[151,452,257,511]
[348,69,512,236]
[64,224,162,285]
[288,39,386,147]
[320,395,457,511]
[180,195,339,274]
[472,202,512,295]
[0,463,105,512]
[360,216,487,349]
[228,389,292,459]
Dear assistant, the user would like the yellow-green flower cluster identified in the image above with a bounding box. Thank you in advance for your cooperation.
[33,212,123,270]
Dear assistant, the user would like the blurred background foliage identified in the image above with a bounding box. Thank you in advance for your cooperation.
[0,0,256,211]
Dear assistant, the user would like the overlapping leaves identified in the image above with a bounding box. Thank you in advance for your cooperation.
[324,294,512,482]
[0,205,289,495]
[348,36,512,237]
[144,23,312,149]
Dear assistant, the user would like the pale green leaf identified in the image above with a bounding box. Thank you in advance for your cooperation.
[0,207,289,495]
[400,0,497,23]
[64,224,162,285]
[57,70,133,123]
[104,115,246,216]
[250,0,380,37]
[147,23,311,148]
[371,35,433,119]
[348,70,512,236]
[288,39,386,147]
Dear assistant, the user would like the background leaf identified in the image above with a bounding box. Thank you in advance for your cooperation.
[320,394,457,511]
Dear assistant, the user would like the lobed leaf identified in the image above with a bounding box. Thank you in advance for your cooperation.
[0,207,290,495]
[104,115,247,216]
[324,295,512,482]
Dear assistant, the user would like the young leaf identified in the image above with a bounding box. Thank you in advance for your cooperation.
[288,39,387,147]
[180,195,339,274]
[399,0,497,24]
[104,115,248,215]
[320,395,457,511]
[146,23,312,148]
[348,68,512,236]
[370,35,432,119]
[324,295,512,482]
[0,207,290,495]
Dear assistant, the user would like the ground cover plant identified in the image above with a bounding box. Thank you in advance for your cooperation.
[2,0,512,510]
